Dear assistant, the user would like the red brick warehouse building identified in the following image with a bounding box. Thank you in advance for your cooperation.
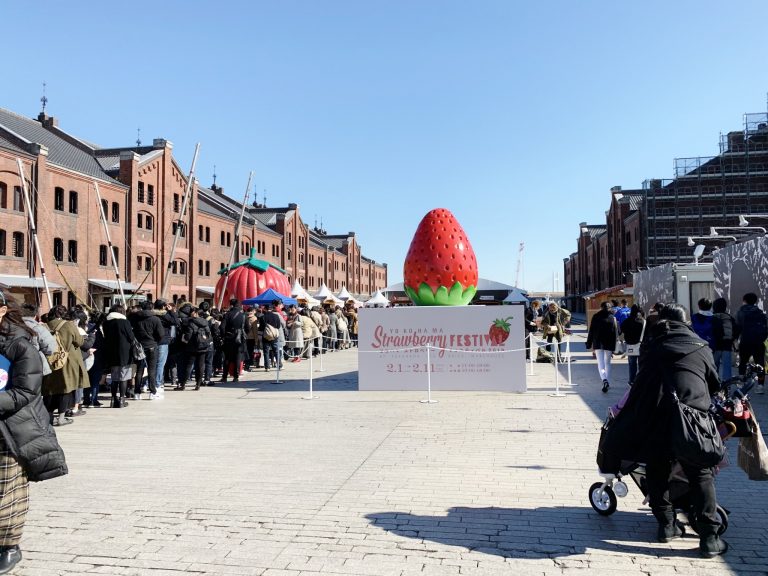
[563,104,768,313]
[0,106,387,311]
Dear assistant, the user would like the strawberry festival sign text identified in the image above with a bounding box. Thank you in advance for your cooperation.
[358,305,526,391]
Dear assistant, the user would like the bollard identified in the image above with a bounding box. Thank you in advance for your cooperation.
[302,343,317,399]
[549,341,566,397]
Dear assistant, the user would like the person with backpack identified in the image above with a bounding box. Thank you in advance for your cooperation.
[19,304,57,378]
[130,301,165,400]
[711,297,738,381]
[219,299,246,383]
[736,292,767,394]
[177,308,211,391]
[43,305,88,426]
[0,289,68,574]
[585,301,618,393]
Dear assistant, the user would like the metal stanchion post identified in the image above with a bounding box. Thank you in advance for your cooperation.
[303,343,317,399]
[272,344,283,384]
[565,338,577,386]
[420,344,437,404]
[317,337,326,372]
[549,340,566,397]
[529,334,535,375]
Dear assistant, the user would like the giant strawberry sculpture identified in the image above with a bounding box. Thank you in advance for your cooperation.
[214,248,291,305]
[403,208,478,306]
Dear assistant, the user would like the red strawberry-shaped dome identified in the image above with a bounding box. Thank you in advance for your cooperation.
[403,208,478,306]
[214,248,291,305]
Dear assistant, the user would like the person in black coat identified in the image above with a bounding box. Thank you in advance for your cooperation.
[156,300,179,390]
[219,299,246,383]
[620,304,645,386]
[103,304,137,408]
[585,301,618,392]
[0,290,68,574]
[130,301,165,398]
[177,308,211,391]
[601,304,727,558]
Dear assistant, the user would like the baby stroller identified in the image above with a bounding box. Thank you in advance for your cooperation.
[586,364,763,534]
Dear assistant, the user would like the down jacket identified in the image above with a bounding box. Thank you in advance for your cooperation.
[0,324,68,481]
[600,320,720,471]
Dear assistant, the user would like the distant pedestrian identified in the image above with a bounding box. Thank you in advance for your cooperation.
[736,292,767,393]
[103,304,136,408]
[540,301,571,361]
[178,308,211,391]
[621,304,645,387]
[711,298,738,381]
[586,301,618,392]
[691,298,715,350]
[220,299,246,382]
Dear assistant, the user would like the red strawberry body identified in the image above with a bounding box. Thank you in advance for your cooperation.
[403,208,478,306]
[488,317,513,345]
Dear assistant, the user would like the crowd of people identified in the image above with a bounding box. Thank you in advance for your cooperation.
[12,295,363,422]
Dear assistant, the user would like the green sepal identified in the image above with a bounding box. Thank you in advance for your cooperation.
[405,282,476,306]
[218,247,287,276]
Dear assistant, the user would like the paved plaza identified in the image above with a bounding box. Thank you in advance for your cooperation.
[20,327,768,576]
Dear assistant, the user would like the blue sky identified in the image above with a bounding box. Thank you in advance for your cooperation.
[4,1,768,292]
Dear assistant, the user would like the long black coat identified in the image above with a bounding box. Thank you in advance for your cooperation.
[103,313,136,368]
[601,320,720,469]
[0,324,68,482]
[585,309,617,351]
[221,307,246,361]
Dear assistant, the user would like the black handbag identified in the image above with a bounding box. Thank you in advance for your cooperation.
[669,392,725,468]
[131,338,146,361]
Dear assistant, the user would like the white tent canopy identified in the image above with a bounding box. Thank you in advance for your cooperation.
[364,290,390,307]
[502,287,528,303]
[336,286,351,300]
[291,280,319,306]
[314,283,332,299]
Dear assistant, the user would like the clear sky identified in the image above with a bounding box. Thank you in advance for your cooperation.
[3,1,768,292]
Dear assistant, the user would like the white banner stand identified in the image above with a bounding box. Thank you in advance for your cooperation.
[419,344,438,404]
[302,344,317,400]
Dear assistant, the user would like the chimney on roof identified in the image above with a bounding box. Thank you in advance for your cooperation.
[288,203,298,209]
[211,183,224,195]
[610,186,622,193]
[152,138,173,149]
[348,232,355,237]
[37,113,58,128]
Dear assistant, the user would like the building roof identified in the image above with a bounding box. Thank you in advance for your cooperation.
[617,192,644,211]
[0,108,123,185]
[581,224,607,239]
[0,131,27,156]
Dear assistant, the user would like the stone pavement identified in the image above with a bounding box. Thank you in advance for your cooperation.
[20,330,768,576]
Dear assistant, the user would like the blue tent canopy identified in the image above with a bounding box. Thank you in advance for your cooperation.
[242,288,297,307]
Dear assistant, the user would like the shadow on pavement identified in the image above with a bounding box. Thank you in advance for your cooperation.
[212,370,360,393]
[365,506,704,560]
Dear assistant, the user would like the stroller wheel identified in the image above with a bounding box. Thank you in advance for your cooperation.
[716,505,728,535]
[687,504,729,535]
[589,482,617,516]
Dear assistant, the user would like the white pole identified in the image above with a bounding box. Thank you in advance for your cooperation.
[273,350,282,384]
[549,339,565,397]
[303,341,317,399]
[218,171,253,309]
[528,333,535,375]
[317,335,325,372]
[162,143,200,300]
[16,159,52,308]
[420,344,438,404]
[566,337,576,386]
[94,182,127,307]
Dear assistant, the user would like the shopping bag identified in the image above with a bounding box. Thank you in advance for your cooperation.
[737,416,768,480]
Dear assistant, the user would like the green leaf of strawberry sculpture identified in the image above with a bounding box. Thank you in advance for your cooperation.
[403,208,478,306]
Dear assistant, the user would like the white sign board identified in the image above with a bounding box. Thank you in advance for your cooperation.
[358,305,526,392]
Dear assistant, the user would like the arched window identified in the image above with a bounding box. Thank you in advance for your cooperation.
[0,229,5,255]
[111,202,120,223]
[101,199,108,219]
[67,240,78,263]
[99,245,108,266]
[145,215,153,230]
[0,182,6,209]
[12,187,23,212]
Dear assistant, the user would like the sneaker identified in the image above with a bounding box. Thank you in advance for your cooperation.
[148,394,158,400]
[756,384,764,395]
[602,380,610,393]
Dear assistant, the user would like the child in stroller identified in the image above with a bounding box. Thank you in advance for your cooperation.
[588,363,762,533]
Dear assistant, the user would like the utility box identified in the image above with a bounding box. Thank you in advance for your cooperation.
[633,263,714,316]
